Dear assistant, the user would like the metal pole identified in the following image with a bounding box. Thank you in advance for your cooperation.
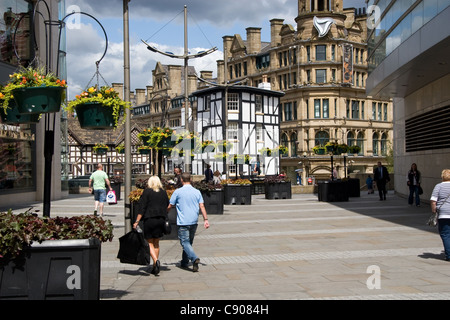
[184,5,190,174]
[123,0,132,234]
[223,40,229,179]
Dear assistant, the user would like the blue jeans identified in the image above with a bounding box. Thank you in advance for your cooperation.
[408,185,420,205]
[178,224,198,266]
[439,219,450,260]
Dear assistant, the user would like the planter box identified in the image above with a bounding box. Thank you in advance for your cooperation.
[318,180,349,202]
[0,238,101,300]
[201,190,224,214]
[111,182,121,200]
[0,101,40,124]
[265,182,292,200]
[224,184,252,205]
[347,178,360,197]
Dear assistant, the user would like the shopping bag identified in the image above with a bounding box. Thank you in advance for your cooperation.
[107,190,117,205]
[117,229,150,265]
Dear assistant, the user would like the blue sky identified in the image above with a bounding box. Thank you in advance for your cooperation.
[64,0,366,100]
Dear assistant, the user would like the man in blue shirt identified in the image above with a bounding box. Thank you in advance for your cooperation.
[168,172,209,272]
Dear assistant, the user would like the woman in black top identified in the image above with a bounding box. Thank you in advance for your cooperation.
[133,176,169,275]
[407,163,421,207]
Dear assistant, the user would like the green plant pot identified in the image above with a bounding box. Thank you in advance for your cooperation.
[161,136,175,148]
[95,148,108,155]
[13,86,64,114]
[140,135,152,146]
[0,101,40,124]
[75,103,115,130]
[314,148,325,155]
[139,149,151,154]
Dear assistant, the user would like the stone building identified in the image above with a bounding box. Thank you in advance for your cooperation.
[218,0,393,183]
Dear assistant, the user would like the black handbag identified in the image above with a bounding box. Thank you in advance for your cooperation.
[164,218,172,235]
[117,229,150,265]
[418,186,423,195]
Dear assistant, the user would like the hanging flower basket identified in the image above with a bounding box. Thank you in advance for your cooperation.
[1,67,67,115]
[259,147,272,157]
[66,86,131,129]
[115,144,125,154]
[93,143,108,155]
[201,140,215,153]
[138,145,152,154]
[313,145,326,155]
[0,98,40,124]
[138,127,174,148]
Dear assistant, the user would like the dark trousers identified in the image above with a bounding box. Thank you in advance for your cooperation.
[376,181,387,199]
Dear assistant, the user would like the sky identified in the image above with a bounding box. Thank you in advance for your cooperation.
[63,0,366,100]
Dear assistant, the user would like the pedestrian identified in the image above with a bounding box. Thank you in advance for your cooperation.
[133,176,169,275]
[213,170,222,185]
[88,164,112,216]
[407,163,421,206]
[167,172,209,272]
[430,169,450,261]
[173,167,183,189]
[373,161,390,200]
[204,164,213,182]
[366,175,374,194]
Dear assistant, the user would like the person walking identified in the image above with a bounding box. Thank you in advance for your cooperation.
[366,175,374,194]
[204,164,213,183]
[212,170,222,185]
[167,172,209,272]
[88,164,112,216]
[374,161,390,200]
[173,167,183,189]
[407,163,421,206]
[430,169,450,261]
[133,176,169,275]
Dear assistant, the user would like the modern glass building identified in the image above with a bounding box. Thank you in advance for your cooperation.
[366,0,450,198]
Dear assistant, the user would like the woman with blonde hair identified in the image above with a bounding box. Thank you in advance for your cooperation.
[430,169,450,261]
[133,176,169,275]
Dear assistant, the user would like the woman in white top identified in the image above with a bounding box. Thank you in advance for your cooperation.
[430,169,450,261]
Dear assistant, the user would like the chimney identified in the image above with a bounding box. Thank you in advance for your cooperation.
[270,19,284,48]
[200,70,213,81]
[135,88,146,105]
[146,85,153,102]
[246,27,261,54]
[217,60,224,84]
[222,36,233,61]
[258,74,271,90]
[112,83,124,100]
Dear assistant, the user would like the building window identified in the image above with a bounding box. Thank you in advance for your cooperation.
[290,132,297,157]
[256,124,263,141]
[316,69,326,83]
[378,103,382,121]
[323,99,329,118]
[284,102,292,121]
[383,103,388,121]
[351,100,359,119]
[373,133,379,155]
[357,132,364,154]
[314,99,321,118]
[306,46,311,62]
[255,95,262,113]
[315,131,329,146]
[347,131,355,147]
[256,54,270,69]
[381,133,388,155]
[293,101,298,120]
[316,45,326,61]
[331,45,336,61]
[372,102,377,120]
[227,122,238,140]
[228,93,239,111]
[281,133,289,157]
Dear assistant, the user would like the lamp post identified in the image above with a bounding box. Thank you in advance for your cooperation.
[123,0,132,233]
[141,5,217,173]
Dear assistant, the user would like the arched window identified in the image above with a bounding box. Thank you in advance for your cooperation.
[281,133,289,157]
[290,132,297,157]
[373,133,379,155]
[315,131,329,146]
[381,133,388,155]
[347,131,355,147]
[357,132,364,154]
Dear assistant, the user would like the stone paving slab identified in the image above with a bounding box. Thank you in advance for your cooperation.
[4,191,450,302]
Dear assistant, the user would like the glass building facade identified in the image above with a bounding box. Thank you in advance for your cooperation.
[367,0,450,72]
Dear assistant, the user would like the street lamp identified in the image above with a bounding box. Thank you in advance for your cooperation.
[141,5,217,173]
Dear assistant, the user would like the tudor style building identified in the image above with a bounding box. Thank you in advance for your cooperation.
[218,0,393,182]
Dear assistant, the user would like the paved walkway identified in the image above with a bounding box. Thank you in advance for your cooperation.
[5,191,450,301]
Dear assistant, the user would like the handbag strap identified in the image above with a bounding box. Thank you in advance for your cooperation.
[437,193,450,212]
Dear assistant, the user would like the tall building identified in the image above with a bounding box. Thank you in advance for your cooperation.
[219,0,393,183]
[366,0,450,198]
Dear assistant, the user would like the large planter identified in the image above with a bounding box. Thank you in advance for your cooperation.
[318,180,349,202]
[75,103,115,130]
[0,101,40,124]
[265,182,292,200]
[201,190,224,214]
[13,86,64,114]
[111,182,121,200]
[224,184,252,205]
[0,238,101,300]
